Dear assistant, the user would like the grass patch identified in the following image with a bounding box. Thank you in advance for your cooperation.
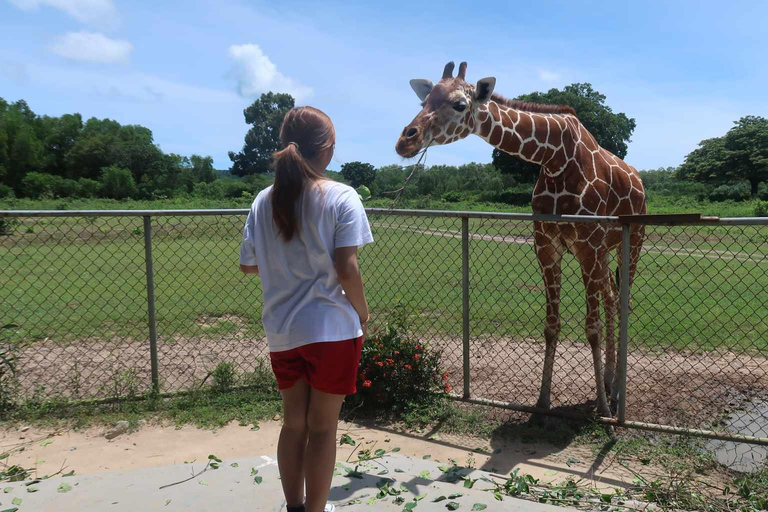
[3,387,282,431]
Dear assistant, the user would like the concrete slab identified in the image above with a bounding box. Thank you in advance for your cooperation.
[0,454,575,512]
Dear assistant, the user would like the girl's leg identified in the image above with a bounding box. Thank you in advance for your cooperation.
[304,388,345,512]
[278,378,312,508]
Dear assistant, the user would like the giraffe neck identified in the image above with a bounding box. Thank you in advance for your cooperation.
[472,99,574,172]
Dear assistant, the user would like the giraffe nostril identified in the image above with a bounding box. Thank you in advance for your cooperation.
[405,127,418,138]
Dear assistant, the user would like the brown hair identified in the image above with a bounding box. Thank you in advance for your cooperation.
[271,106,335,241]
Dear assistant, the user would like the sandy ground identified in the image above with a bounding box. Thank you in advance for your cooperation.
[0,420,656,492]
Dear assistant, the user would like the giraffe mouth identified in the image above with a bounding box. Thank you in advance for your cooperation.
[395,137,424,159]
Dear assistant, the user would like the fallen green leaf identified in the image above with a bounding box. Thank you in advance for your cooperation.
[414,494,427,501]
[57,483,73,493]
[250,425,260,431]
[251,468,259,476]
[63,471,75,477]
[566,457,582,467]
[40,440,53,448]
[343,485,351,491]
[198,480,207,486]
[419,470,431,479]
[395,468,405,473]
[0,453,9,460]
[493,490,503,501]
[254,476,263,485]
[404,502,417,510]
[11,498,22,506]
[208,455,222,463]
[377,470,389,475]
[472,504,487,511]
[446,502,460,510]
[433,496,447,502]
[464,479,476,489]
[392,447,401,453]
[448,493,463,499]
[230,463,239,468]
[3,488,12,493]
[340,434,355,446]
[366,497,376,505]
[26,486,39,493]
[165,500,172,506]
[422,455,431,460]
[0,507,19,512]
[375,449,386,457]
[601,493,613,503]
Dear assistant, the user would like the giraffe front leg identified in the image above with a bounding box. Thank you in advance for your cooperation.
[604,258,618,412]
[577,246,612,418]
[534,230,564,412]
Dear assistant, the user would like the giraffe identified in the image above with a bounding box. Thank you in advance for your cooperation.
[395,62,646,417]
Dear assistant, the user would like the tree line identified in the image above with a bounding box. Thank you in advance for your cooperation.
[2,83,767,205]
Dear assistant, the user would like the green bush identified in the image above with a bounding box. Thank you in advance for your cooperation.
[480,185,534,206]
[709,182,751,202]
[77,178,101,198]
[211,362,237,391]
[442,191,462,203]
[754,200,768,217]
[100,166,138,199]
[0,184,14,199]
[21,172,58,198]
[0,217,19,236]
[194,179,249,200]
[350,305,447,415]
[758,182,768,201]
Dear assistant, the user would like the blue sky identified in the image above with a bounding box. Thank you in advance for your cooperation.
[1,0,766,172]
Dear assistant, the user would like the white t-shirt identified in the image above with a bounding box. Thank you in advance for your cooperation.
[239,180,374,353]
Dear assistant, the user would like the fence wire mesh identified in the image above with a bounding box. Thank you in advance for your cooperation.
[1,210,766,468]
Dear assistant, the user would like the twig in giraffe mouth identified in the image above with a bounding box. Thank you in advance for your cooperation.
[386,139,431,209]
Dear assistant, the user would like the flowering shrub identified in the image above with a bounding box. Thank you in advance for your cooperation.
[350,306,449,413]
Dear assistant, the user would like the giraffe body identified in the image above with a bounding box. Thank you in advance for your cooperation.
[396,62,646,417]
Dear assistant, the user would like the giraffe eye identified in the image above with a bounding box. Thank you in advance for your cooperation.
[453,102,467,112]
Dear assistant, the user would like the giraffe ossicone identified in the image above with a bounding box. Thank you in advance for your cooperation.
[395,61,647,418]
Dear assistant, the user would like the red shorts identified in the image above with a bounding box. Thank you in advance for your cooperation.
[269,337,363,396]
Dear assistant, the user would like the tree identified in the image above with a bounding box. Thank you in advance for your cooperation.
[340,161,376,188]
[492,83,636,183]
[100,165,137,199]
[0,104,45,189]
[678,116,768,197]
[229,92,295,176]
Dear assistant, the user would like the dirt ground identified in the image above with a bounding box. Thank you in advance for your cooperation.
[17,335,768,435]
[0,420,667,492]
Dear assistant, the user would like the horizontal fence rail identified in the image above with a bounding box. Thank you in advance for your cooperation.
[1,208,767,468]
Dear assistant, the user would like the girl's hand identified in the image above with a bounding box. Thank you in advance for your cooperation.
[361,319,369,340]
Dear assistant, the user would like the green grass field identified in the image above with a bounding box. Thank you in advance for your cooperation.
[2,203,766,358]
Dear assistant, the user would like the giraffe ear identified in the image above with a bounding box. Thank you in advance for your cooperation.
[409,79,434,102]
[474,77,496,104]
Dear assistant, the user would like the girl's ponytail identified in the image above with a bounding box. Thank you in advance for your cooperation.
[271,107,334,242]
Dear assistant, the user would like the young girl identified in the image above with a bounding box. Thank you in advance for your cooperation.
[239,106,373,512]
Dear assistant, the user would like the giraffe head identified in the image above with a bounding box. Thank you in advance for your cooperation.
[395,61,496,158]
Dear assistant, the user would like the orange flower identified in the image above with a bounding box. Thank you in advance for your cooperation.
[363,380,372,388]
[404,364,412,370]
[445,385,452,392]
[377,361,384,367]
[413,354,421,361]
[386,358,395,366]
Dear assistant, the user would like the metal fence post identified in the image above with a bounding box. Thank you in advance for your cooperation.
[143,216,160,394]
[617,223,631,424]
[462,216,470,399]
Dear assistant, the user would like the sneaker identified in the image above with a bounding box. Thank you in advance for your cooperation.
[324,505,335,512]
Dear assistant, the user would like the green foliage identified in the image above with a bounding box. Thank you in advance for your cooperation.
[493,83,636,182]
[479,185,534,206]
[229,92,295,176]
[0,217,18,236]
[76,178,101,198]
[340,161,377,188]
[679,115,768,197]
[0,96,217,200]
[709,182,751,202]
[0,184,14,199]
[0,324,18,412]
[211,362,237,391]
[350,305,447,415]
[100,166,137,200]
[754,200,768,217]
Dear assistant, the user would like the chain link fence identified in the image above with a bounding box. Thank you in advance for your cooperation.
[1,209,767,467]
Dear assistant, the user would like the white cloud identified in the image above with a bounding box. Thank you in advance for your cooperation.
[537,69,561,82]
[227,43,313,101]
[52,32,133,64]
[8,0,116,25]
